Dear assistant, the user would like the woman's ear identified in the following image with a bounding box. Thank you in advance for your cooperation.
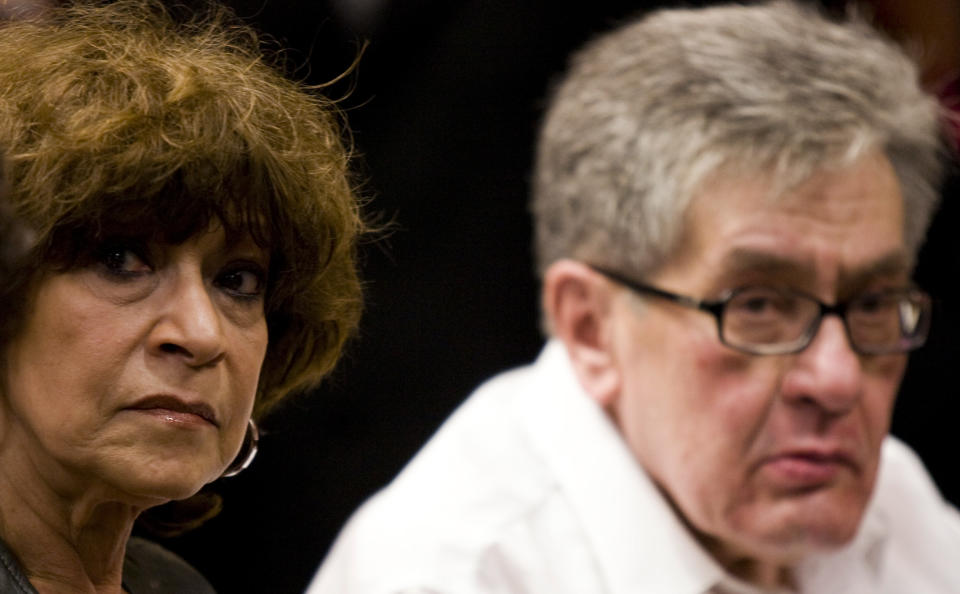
[542,260,622,408]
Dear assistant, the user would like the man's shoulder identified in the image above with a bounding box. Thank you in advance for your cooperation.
[309,347,606,593]
[870,436,960,590]
[876,435,959,519]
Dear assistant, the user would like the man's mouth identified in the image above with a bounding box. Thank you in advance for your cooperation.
[759,448,859,490]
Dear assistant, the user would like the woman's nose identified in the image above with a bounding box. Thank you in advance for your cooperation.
[150,270,225,367]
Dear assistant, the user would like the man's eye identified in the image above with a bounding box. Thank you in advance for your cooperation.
[217,266,266,298]
[740,296,774,313]
[730,289,790,315]
[852,293,899,318]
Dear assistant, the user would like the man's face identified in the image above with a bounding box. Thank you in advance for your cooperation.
[609,152,909,569]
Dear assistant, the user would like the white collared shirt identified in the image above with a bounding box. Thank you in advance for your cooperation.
[308,341,960,594]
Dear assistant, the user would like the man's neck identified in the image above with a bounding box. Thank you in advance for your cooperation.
[657,489,798,591]
[712,549,797,591]
[697,532,798,592]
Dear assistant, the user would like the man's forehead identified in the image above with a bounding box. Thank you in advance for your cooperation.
[670,152,909,291]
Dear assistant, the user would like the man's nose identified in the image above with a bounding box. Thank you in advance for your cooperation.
[780,315,863,414]
[149,271,225,367]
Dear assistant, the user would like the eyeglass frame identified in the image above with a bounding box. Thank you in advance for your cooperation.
[587,264,932,356]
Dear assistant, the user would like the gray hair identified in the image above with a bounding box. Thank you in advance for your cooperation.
[532,0,945,278]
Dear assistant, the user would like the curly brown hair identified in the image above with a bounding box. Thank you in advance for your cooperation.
[0,0,365,418]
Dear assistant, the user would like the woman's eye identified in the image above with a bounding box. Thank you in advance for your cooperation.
[95,241,151,277]
[217,265,266,298]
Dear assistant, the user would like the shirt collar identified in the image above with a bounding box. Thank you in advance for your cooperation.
[795,495,889,593]
[520,341,724,594]
[519,340,889,594]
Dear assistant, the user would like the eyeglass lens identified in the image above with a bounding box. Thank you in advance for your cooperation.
[719,288,929,354]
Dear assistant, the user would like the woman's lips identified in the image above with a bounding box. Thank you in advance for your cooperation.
[125,395,218,427]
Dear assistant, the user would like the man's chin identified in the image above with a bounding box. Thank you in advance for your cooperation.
[733,495,868,562]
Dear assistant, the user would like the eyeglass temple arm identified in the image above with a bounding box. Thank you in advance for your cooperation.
[587,264,708,310]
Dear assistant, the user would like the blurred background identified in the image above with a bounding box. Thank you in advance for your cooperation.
[6,0,956,591]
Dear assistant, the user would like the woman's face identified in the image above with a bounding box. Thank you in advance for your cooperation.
[0,223,268,504]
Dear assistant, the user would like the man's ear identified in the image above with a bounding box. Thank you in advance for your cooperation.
[543,259,621,408]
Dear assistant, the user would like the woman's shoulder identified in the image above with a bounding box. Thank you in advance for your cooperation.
[124,537,216,594]
[0,537,37,593]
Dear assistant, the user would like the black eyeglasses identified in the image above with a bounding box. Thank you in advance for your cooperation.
[589,265,932,356]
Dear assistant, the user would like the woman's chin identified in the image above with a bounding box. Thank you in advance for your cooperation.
[137,479,208,503]
[102,461,224,506]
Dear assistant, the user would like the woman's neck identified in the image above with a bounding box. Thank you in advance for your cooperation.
[0,446,142,593]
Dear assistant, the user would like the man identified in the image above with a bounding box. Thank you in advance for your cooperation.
[310,2,960,592]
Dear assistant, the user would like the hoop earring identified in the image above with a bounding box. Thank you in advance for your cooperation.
[222,418,259,478]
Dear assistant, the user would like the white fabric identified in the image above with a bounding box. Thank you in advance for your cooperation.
[309,341,960,594]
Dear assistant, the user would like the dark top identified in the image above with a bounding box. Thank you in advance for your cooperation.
[0,536,215,593]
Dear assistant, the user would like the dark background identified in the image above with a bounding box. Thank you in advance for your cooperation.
[151,1,960,592]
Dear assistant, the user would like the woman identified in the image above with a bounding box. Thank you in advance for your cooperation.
[0,1,364,591]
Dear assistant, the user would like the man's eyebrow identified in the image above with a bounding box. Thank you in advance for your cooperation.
[712,248,912,290]
[839,250,913,290]
[714,249,816,285]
